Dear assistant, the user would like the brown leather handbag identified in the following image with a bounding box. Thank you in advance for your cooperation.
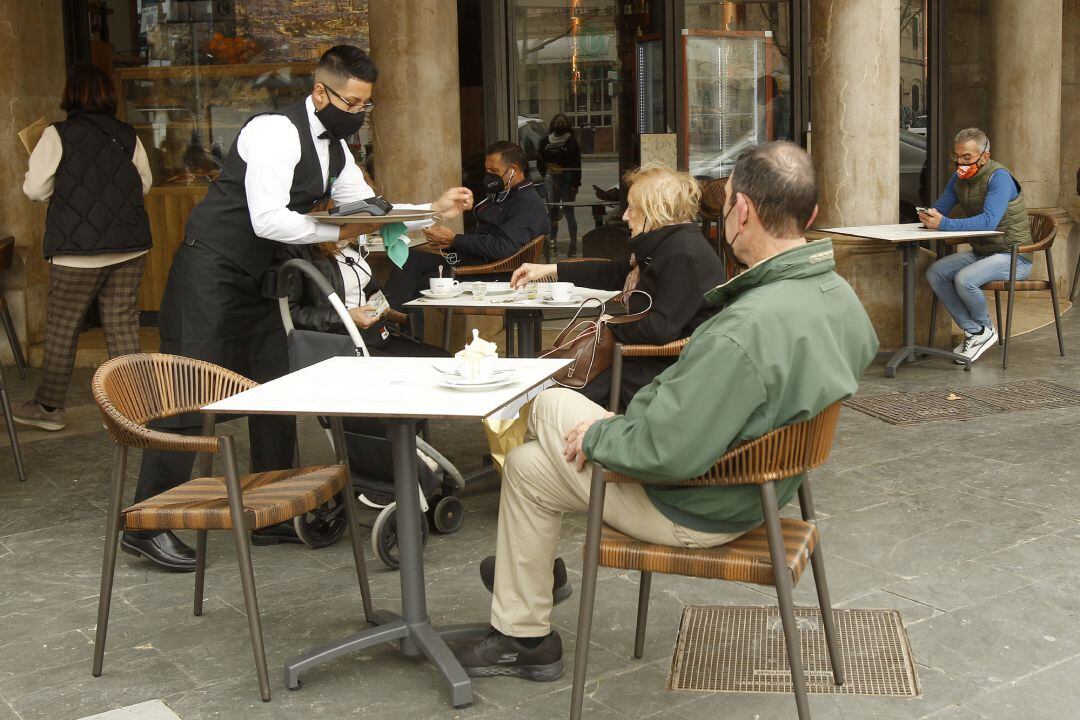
[540,291,653,390]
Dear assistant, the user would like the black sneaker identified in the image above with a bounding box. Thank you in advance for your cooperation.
[455,628,564,681]
[480,555,573,605]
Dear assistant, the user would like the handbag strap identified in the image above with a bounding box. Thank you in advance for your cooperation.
[604,289,653,326]
[551,296,606,346]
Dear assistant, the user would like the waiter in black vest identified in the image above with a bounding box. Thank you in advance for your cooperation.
[123,45,473,571]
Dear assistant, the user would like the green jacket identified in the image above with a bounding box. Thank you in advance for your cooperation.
[582,239,879,533]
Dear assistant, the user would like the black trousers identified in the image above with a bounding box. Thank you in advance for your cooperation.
[133,241,297,504]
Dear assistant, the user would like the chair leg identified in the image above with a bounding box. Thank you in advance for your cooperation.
[0,301,26,380]
[442,309,453,351]
[761,482,811,720]
[798,482,844,686]
[1046,249,1066,357]
[193,531,208,617]
[570,465,607,720]
[633,571,652,660]
[222,437,271,702]
[93,447,128,677]
[0,367,27,482]
[994,291,1003,345]
[1003,254,1018,369]
[331,417,374,619]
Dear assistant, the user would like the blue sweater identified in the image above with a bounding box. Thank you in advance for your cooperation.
[932,169,1019,233]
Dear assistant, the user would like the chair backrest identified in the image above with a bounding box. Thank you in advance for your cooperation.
[92,353,257,453]
[606,401,842,487]
[0,236,15,273]
[454,234,547,276]
[1025,211,1057,253]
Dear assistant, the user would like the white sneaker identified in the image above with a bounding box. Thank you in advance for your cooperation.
[954,325,998,364]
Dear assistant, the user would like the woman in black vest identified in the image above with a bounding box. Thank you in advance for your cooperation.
[537,114,582,257]
[16,64,152,432]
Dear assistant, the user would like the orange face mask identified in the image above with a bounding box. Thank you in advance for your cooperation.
[956,162,980,180]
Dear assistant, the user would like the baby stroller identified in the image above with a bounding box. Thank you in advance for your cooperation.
[274,258,467,568]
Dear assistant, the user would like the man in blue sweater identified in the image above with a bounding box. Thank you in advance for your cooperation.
[920,127,1031,363]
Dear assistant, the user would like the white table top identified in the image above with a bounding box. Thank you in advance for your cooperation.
[203,356,572,420]
[405,287,620,310]
[822,223,1003,243]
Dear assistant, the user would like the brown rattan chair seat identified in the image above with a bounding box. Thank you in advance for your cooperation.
[122,464,347,531]
[982,279,1051,292]
[599,519,817,586]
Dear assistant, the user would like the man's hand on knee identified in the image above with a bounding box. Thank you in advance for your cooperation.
[562,413,613,471]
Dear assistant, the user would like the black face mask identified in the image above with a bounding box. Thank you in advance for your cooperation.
[553,124,569,133]
[316,102,366,140]
[483,167,515,198]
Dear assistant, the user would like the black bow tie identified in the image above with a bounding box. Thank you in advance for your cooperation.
[319,131,332,140]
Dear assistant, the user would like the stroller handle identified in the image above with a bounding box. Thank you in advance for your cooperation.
[275,257,370,358]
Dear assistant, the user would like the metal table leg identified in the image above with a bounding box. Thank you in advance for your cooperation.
[884,241,971,377]
[0,363,26,481]
[509,310,542,358]
[284,419,484,708]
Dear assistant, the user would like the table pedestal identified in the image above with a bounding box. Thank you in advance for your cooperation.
[283,420,488,707]
[507,309,543,358]
[884,241,972,377]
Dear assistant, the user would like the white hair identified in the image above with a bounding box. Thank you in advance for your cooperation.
[954,127,990,153]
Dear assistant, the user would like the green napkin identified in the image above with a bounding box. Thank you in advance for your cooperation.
[380,222,409,269]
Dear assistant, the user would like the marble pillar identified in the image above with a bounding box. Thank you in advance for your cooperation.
[809,0,929,350]
[989,0,1062,209]
[0,1,67,365]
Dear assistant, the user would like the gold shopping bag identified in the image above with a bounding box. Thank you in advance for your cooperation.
[483,399,534,475]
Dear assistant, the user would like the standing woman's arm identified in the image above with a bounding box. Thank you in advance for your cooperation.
[23,125,62,202]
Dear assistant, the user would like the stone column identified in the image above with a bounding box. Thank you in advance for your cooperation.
[810,0,930,350]
[368,1,462,211]
[0,2,68,365]
[989,0,1062,208]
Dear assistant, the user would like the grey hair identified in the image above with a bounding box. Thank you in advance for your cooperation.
[954,127,990,153]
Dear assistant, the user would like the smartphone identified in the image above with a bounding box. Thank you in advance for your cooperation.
[915,206,930,215]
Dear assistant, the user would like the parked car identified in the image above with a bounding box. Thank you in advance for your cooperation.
[909,115,928,136]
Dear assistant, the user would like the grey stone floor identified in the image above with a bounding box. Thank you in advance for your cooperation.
[2,312,1080,720]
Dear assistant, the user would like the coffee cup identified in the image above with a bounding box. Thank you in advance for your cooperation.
[429,278,460,295]
[550,282,575,302]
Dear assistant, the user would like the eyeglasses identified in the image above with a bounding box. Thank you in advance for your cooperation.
[949,153,985,164]
[322,83,376,115]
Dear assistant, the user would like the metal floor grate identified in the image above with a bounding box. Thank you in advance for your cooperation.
[844,380,1080,425]
[668,606,919,697]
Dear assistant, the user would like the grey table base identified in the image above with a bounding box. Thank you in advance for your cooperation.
[885,240,972,378]
[283,419,489,708]
[0,363,27,481]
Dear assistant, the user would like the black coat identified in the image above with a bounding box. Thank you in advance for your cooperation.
[453,182,549,262]
[556,222,726,407]
[537,134,582,186]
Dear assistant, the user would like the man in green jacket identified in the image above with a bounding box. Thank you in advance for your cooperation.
[455,142,879,681]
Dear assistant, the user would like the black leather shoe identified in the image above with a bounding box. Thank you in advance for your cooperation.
[121,530,196,572]
[251,521,304,546]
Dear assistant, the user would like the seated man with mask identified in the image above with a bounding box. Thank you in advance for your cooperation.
[384,141,549,307]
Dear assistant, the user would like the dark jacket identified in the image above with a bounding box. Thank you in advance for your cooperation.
[43,112,151,258]
[453,182,549,262]
[537,133,582,187]
[556,223,726,407]
[280,245,396,351]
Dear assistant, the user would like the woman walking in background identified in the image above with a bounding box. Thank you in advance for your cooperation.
[537,113,582,257]
[15,64,152,431]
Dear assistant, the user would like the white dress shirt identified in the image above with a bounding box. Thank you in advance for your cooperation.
[333,245,373,308]
[237,96,434,245]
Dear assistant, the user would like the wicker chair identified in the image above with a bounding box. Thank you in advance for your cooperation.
[570,402,846,720]
[90,353,373,702]
[609,337,690,412]
[928,211,1064,369]
[441,234,546,350]
[0,237,27,379]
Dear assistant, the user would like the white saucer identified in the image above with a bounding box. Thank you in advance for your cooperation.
[437,372,518,391]
[421,288,465,299]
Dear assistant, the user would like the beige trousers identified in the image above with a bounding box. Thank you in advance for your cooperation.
[491,388,742,637]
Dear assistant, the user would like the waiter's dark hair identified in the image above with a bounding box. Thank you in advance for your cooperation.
[486,141,527,173]
[316,45,379,85]
[61,63,117,116]
[729,141,818,237]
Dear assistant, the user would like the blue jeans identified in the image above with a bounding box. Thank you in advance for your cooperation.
[926,251,1032,335]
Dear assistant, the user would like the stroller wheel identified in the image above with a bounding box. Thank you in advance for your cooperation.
[431,495,465,534]
[372,502,431,569]
[293,493,348,549]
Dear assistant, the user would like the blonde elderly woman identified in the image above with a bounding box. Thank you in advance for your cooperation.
[511,163,725,409]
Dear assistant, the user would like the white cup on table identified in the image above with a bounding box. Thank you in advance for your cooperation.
[550,282,575,302]
[429,278,460,295]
